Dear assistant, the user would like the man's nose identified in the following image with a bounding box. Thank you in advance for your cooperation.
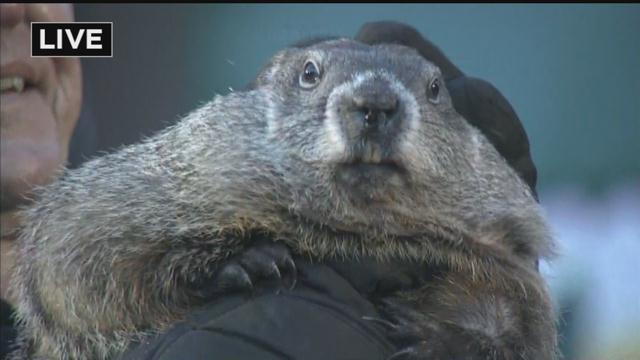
[0,4,26,29]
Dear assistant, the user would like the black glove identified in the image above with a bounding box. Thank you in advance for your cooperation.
[119,259,396,360]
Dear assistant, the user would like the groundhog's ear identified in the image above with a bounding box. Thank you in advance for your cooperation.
[245,50,292,90]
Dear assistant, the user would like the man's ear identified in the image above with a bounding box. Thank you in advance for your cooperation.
[245,50,290,90]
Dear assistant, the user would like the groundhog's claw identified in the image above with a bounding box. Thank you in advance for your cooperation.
[214,263,254,291]
[387,346,418,360]
[386,343,433,360]
[205,242,297,297]
[361,316,399,331]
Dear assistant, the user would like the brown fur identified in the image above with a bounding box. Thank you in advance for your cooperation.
[8,39,557,359]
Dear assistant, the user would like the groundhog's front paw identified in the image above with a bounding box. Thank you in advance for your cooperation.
[370,318,474,360]
[373,320,515,360]
[363,314,438,360]
[386,329,512,360]
[196,242,297,298]
[384,333,455,360]
[368,300,504,360]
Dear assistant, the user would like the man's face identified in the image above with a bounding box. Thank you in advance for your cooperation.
[0,4,82,219]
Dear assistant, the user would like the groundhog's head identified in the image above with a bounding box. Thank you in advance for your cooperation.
[252,38,550,259]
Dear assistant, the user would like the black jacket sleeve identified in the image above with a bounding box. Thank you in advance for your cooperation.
[118,261,395,360]
[0,299,17,360]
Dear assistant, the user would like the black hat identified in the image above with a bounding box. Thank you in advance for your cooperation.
[355,21,539,200]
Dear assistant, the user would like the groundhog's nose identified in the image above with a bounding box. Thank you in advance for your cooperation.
[352,93,399,131]
[347,81,401,139]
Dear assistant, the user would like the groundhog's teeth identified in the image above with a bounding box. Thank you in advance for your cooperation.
[0,77,25,93]
[370,147,382,163]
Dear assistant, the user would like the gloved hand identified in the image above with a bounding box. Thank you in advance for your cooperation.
[118,259,396,360]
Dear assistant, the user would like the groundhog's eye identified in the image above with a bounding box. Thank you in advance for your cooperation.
[428,78,440,103]
[299,60,321,88]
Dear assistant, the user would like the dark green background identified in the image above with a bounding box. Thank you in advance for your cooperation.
[186,4,640,193]
[77,4,640,194]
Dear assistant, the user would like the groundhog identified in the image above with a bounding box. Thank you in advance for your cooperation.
[8,38,557,359]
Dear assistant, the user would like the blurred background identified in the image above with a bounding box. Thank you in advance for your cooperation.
[73,4,640,360]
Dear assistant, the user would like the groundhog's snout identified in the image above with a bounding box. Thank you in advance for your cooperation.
[338,77,405,162]
[352,90,399,132]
